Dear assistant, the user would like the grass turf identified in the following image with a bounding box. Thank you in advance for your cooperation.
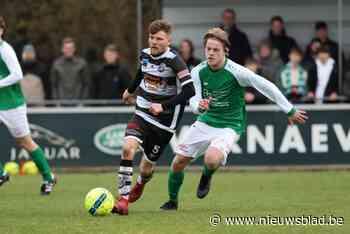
[0,171,349,234]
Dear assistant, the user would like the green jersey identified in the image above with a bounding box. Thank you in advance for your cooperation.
[0,40,25,110]
[190,59,294,134]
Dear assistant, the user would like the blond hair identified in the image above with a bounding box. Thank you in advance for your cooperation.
[203,28,230,53]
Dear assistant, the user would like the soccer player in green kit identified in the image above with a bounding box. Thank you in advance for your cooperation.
[160,28,308,210]
[0,16,56,195]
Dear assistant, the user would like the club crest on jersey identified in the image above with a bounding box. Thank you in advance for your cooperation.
[142,58,149,67]
[158,63,166,72]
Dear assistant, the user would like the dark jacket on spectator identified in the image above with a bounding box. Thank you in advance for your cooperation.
[185,57,201,71]
[307,37,341,64]
[308,59,338,98]
[93,63,131,99]
[343,59,350,100]
[224,25,253,65]
[22,60,51,99]
[268,30,298,64]
[50,56,90,99]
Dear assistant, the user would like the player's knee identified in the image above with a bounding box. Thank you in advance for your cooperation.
[15,136,36,151]
[122,144,137,160]
[204,155,222,169]
[172,155,190,172]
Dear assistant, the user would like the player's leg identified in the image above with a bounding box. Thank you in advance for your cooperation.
[129,126,173,203]
[1,105,55,194]
[160,154,192,210]
[197,147,224,199]
[113,137,140,215]
[113,116,143,215]
[197,128,240,199]
[161,121,210,210]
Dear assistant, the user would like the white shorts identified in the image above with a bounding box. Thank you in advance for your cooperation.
[175,121,240,166]
[0,105,30,138]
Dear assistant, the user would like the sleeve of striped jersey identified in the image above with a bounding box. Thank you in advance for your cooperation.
[127,67,143,93]
[0,43,23,88]
[233,63,294,114]
[170,55,192,86]
[189,67,203,114]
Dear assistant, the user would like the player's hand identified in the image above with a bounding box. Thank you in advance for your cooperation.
[149,103,163,116]
[122,90,135,105]
[245,92,255,103]
[198,97,212,111]
[288,109,308,125]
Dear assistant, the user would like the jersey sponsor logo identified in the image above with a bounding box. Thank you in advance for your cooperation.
[142,58,149,67]
[144,74,167,91]
[158,63,166,72]
[94,124,127,155]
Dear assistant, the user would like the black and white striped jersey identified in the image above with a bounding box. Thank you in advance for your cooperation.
[135,47,192,133]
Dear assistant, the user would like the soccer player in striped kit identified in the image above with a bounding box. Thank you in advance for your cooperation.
[160,28,308,210]
[0,16,56,195]
[112,19,195,215]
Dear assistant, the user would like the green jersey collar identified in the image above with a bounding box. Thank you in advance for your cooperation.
[207,57,227,73]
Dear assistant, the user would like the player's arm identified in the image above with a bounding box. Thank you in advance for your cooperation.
[0,44,23,88]
[150,56,195,115]
[234,64,308,124]
[122,67,142,104]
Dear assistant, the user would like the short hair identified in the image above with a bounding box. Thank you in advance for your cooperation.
[222,8,236,17]
[270,15,284,24]
[318,45,330,54]
[149,19,172,35]
[0,16,6,34]
[315,21,328,31]
[104,44,118,52]
[203,28,230,53]
[62,37,75,45]
[258,39,272,51]
[289,47,303,56]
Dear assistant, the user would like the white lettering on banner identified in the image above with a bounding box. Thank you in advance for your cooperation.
[312,124,328,153]
[247,125,274,154]
[278,126,306,153]
[10,147,81,161]
[333,124,350,152]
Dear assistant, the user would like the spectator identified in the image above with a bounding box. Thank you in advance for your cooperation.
[280,47,308,103]
[268,16,298,64]
[50,37,90,100]
[92,44,131,99]
[254,40,283,84]
[21,44,50,99]
[307,46,338,103]
[178,39,201,71]
[219,8,252,65]
[244,58,266,104]
[307,21,343,63]
[303,38,321,72]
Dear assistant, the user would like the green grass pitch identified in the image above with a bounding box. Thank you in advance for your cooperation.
[0,171,349,234]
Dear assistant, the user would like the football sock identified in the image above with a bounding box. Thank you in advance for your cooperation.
[202,164,217,178]
[118,159,133,200]
[0,162,4,176]
[30,147,53,182]
[168,170,184,202]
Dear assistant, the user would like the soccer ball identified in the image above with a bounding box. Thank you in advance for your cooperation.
[23,161,39,175]
[84,188,115,216]
[4,161,19,175]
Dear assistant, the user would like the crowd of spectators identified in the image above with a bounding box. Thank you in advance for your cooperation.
[16,8,350,105]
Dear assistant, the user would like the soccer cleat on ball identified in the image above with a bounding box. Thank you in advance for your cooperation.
[85,188,115,216]
[196,174,212,199]
[23,161,39,175]
[4,162,19,176]
[0,173,10,186]
[160,200,178,211]
[40,174,57,195]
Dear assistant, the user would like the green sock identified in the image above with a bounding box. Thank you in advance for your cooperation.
[0,161,4,176]
[168,170,184,202]
[202,164,217,178]
[30,147,53,182]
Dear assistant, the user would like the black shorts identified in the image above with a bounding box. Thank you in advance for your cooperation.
[125,115,173,163]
